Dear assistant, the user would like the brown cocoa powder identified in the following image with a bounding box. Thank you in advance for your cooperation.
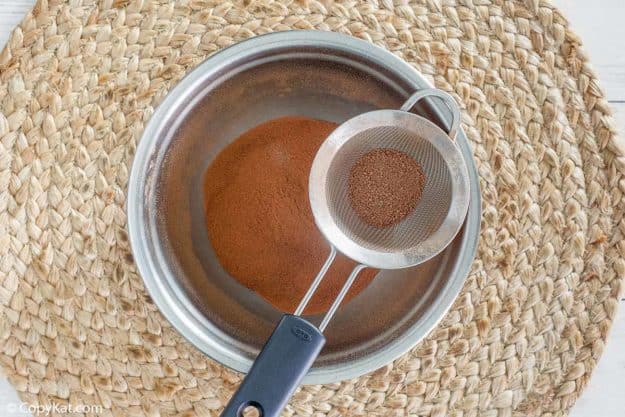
[203,116,377,314]
[348,149,426,227]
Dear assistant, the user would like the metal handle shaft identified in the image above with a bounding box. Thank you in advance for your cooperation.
[318,264,366,332]
[294,247,337,316]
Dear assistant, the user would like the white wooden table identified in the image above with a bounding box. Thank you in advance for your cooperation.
[0,1,623,416]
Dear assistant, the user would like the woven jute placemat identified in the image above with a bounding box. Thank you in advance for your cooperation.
[0,0,623,416]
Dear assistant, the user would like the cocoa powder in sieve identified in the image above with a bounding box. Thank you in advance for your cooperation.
[348,149,426,227]
[203,116,377,315]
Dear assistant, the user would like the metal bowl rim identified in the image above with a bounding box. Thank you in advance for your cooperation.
[127,30,482,384]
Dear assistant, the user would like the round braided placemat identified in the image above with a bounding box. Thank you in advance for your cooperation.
[1,0,623,416]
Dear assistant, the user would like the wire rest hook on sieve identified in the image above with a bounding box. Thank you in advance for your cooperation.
[399,88,461,140]
[221,88,469,417]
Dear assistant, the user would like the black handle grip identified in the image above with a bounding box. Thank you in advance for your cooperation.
[221,314,326,417]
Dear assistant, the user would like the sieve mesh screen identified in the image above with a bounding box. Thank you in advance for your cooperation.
[325,126,452,253]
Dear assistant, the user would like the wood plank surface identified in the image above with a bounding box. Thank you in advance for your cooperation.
[0,0,31,49]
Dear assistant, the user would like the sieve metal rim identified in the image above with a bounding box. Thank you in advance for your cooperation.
[309,109,470,269]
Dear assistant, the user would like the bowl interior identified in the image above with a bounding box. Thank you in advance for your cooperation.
[144,42,468,373]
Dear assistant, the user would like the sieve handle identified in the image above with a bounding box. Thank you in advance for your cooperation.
[400,88,461,140]
[220,314,326,417]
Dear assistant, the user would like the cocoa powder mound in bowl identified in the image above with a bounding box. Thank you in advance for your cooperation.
[348,149,426,227]
[203,116,378,315]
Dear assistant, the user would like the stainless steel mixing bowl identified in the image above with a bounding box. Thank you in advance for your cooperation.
[127,31,481,384]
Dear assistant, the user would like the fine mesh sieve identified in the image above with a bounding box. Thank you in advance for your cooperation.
[222,88,471,417]
[310,88,470,271]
